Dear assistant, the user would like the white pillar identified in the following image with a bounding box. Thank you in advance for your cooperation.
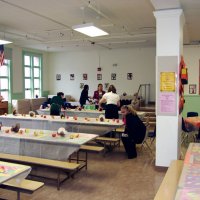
[154,9,185,167]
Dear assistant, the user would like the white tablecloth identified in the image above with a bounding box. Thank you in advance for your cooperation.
[0,114,124,136]
[0,127,97,160]
[36,109,146,120]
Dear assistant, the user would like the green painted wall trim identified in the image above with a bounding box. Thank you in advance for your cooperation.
[42,91,49,97]
[183,95,200,117]
[5,47,13,114]
[184,95,200,98]
[12,91,49,99]
[12,93,24,100]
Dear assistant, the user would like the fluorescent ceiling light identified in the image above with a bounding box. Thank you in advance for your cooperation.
[0,39,12,45]
[72,23,109,37]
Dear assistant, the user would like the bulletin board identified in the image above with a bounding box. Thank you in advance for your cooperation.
[157,56,178,116]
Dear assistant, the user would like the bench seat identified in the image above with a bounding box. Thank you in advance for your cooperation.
[154,160,183,200]
[69,145,104,170]
[0,153,80,190]
[0,179,44,200]
[80,145,104,152]
[95,137,120,153]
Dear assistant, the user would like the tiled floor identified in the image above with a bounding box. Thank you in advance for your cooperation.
[0,144,167,200]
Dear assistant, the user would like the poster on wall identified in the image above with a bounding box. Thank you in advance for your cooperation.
[70,74,75,80]
[83,73,87,80]
[80,83,84,89]
[189,84,197,94]
[56,74,61,80]
[160,72,175,92]
[127,73,133,80]
[159,92,177,115]
[97,74,102,80]
[105,83,109,90]
[111,73,116,80]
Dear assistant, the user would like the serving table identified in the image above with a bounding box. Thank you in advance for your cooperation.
[0,161,31,184]
[0,114,124,136]
[37,108,146,120]
[0,126,97,160]
[185,116,200,138]
[155,143,200,200]
[175,143,200,199]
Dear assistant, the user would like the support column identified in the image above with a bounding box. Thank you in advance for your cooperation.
[154,9,185,167]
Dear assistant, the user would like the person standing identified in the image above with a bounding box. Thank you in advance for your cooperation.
[120,105,146,159]
[79,84,90,108]
[93,83,105,109]
[99,84,120,119]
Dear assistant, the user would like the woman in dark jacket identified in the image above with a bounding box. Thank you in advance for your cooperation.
[79,84,90,107]
[121,105,146,159]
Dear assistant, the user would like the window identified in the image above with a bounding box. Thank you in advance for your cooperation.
[0,59,10,101]
[23,52,42,98]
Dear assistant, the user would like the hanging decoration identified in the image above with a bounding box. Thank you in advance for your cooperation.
[179,56,187,114]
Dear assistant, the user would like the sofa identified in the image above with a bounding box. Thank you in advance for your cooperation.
[12,95,76,114]
[12,97,47,114]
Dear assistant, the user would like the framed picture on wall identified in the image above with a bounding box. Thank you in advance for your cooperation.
[105,83,109,90]
[70,74,75,80]
[111,73,116,80]
[56,74,61,80]
[189,84,197,94]
[127,73,133,80]
[97,74,102,80]
[80,83,84,89]
[83,73,87,80]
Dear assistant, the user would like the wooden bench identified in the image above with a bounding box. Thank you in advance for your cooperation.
[154,160,183,200]
[0,179,44,200]
[0,153,80,190]
[95,137,120,154]
[115,127,125,133]
[69,145,104,170]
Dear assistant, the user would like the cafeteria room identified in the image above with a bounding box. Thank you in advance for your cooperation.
[0,0,200,199]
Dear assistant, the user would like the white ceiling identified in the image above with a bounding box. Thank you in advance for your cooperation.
[0,0,200,52]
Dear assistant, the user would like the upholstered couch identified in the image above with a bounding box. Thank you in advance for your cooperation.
[12,95,76,114]
[12,97,47,114]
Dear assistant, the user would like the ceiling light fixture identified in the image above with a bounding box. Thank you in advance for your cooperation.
[0,39,12,45]
[72,23,109,37]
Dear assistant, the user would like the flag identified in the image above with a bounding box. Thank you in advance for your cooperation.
[0,45,5,66]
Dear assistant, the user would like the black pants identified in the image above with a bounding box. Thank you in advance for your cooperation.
[105,104,119,119]
[121,136,137,159]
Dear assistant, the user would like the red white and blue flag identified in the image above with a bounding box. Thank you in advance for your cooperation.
[0,45,5,66]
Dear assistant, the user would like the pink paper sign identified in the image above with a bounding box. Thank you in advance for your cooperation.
[159,92,176,115]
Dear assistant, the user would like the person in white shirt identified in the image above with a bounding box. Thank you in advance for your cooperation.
[99,84,120,119]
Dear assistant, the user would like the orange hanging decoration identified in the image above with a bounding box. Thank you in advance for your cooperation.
[180,56,188,85]
[179,56,187,114]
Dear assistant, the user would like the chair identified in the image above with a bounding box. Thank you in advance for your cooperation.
[138,116,152,154]
[187,112,198,117]
[181,117,196,145]
[137,123,153,156]
[148,126,156,146]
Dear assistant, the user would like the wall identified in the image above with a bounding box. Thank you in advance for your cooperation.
[183,45,200,95]
[182,45,200,116]
[183,95,200,117]
[47,47,156,101]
